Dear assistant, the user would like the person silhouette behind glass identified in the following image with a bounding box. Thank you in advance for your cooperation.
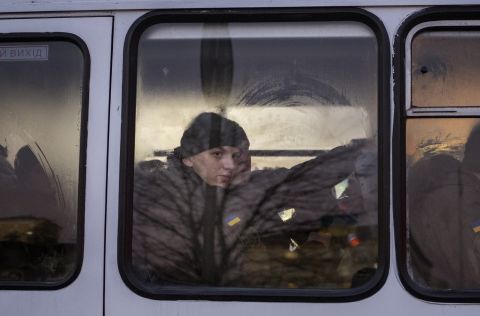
[132,112,374,287]
[409,124,480,289]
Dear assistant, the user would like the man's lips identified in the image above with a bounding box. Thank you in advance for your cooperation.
[217,174,232,182]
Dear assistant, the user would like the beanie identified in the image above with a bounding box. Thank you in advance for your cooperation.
[175,112,249,158]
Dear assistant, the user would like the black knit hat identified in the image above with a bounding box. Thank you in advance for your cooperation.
[175,112,249,158]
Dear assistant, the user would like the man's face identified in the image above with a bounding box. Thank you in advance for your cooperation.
[182,143,250,188]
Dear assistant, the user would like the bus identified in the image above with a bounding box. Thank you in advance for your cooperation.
[0,0,480,315]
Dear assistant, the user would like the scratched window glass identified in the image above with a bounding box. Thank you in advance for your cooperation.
[412,30,480,107]
[406,118,480,290]
[131,22,379,290]
[0,41,85,284]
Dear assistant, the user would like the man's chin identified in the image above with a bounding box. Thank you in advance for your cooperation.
[207,178,230,188]
[206,173,250,188]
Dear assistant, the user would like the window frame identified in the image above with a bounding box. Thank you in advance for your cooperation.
[0,33,90,290]
[394,6,480,303]
[120,7,390,302]
[406,22,480,115]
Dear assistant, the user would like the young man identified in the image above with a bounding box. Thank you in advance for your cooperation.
[175,112,252,189]
[132,112,376,287]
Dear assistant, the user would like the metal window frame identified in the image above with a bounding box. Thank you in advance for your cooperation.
[405,20,480,116]
[119,7,390,302]
[394,5,480,303]
[0,33,90,290]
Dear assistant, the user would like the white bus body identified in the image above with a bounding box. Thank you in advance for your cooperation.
[0,1,479,315]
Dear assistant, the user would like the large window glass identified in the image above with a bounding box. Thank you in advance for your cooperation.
[406,118,480,290]
[400,15,480,300]
[123,12,386,299]
[0,38,86,286]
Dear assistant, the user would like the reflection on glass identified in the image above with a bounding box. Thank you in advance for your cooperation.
[131,22,379,290]
[0,41,84,283]
[406,118,480,289]
[412,31,480,107]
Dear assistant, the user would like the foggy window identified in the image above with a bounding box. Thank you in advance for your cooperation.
[128,20,379,293]
[412,31,480,107]
[0,40,86,285]
[404,25,480,293]
[406,118,480,290]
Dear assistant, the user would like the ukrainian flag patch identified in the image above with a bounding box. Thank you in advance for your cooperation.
[226,214,241,227]
[471,219,480,233]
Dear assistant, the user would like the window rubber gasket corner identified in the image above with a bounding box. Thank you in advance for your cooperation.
[118,6,391,302]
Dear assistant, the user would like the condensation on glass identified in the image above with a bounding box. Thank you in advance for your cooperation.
[406,118,480,290]
[412,30,480,107]
[406,27,480,290]
[0,41,84,284]
[131,22,379,290]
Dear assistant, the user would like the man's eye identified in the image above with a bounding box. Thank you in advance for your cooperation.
[211,151,222,158]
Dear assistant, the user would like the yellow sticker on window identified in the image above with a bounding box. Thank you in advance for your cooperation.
[278,208,295,222]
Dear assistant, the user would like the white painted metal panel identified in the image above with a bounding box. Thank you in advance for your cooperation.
[1,0,480,13]
[0,17,112,316]
[105,7,480,316]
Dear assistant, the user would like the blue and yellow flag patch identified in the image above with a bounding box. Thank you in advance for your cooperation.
[225,214,241,227]
[471,219,480,233]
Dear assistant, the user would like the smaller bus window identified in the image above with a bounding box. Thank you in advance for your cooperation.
[412,30,480,107]
[406,118,480,290]
[0,39,86,285]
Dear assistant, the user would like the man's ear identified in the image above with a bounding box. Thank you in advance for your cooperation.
[182,157,193,167]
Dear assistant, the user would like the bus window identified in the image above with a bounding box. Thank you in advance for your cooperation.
[0,38,87,286]
[398,11,480,301]
[406,118,480,290]
[121,10,388,300]
[412,30,480,107]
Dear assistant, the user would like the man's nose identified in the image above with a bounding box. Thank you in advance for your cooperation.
[222,155,236,170]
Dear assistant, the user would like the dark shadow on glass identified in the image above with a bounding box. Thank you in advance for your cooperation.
[408,123,480,289]
[0,145,75,282]
[132,112,378,288]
